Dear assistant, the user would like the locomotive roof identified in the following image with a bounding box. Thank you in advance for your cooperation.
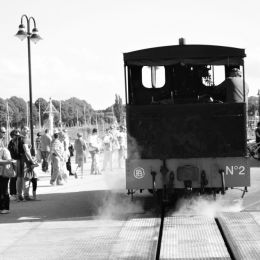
[123,44,246,66]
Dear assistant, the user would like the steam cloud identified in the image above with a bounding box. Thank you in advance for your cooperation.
[172,195,243,218]
[127,134,142,160]
[97,192,144,219]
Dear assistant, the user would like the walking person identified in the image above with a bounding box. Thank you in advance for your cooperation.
[74,132,87,178]
[89,128,101,175]
[50,132,64,185]
[40,129,52,172]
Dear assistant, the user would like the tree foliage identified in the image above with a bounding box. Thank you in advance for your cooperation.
[0,98,7,126]
[1,94,258,130]
[8,96,27,127]
[113,94,124,124]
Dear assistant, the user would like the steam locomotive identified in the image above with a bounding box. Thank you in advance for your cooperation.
[123,39,250,200]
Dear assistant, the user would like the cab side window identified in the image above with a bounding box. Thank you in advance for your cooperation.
[142,66,165,89]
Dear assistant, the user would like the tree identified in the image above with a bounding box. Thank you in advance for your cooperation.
[0,98,7,127]
[113,94,124,124]
[35,98,49,127]
[8,96,27,127]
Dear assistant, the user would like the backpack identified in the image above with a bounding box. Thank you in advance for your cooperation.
[8,137,23,160]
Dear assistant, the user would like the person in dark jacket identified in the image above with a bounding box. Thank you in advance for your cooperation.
[7,129,20,200]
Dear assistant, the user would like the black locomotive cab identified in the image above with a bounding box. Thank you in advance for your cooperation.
[123,41,249,198]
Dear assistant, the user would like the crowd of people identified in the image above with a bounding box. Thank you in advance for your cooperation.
[0,124,127,215]
[0,126,39,214]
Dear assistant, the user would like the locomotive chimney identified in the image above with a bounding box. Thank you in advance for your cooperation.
[179,38,185,45]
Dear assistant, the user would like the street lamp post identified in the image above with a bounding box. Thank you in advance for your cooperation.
[15,14,42,156]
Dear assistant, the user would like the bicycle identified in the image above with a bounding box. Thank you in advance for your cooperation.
[247,140,260,160]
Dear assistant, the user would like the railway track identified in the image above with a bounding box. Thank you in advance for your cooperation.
[98,209,260,260]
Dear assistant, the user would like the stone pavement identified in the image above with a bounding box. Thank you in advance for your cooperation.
[0,161,138,260]
[1,159,258,259]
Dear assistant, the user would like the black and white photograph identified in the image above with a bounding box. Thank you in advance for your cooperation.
[0,0,260,259]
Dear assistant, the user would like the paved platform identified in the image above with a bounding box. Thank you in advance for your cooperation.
[0,165,260,259]
[160,215,231,259]
[0,163,160,259]
[218,212,260,260]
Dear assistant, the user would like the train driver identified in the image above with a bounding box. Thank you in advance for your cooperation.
[212,68,249,103]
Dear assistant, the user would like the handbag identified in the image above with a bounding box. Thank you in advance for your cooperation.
[2,163,16,178]
[24,169,34,180]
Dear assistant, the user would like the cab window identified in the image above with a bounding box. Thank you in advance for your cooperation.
[142,66,165,88]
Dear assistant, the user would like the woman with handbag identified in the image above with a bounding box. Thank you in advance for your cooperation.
[7,129,19,200]
[0,147,16,214]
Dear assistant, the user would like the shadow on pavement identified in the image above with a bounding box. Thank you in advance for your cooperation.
[0,189,156,224]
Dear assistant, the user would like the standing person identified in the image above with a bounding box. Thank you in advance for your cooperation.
[89,128,101,175]
[74,132,87,178]
[63,129,74,177]
[0,127,6,148]
[28,168,39,200]
[117,125,127,168]
[7,129,20,200]
[58,131,68,183]
[40,129,52,172]
[16,126,36,201]
[0,147,14,214]
[102,129,113,172]
[50,132,64,185]
[255,122,260,159]
[0,126,13,214]
[35,132,42,163]
[67,142,75,176]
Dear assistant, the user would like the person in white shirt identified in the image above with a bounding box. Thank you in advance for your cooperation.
[89,128,101,175]
[102,129,113,171]
[117,125,127,168]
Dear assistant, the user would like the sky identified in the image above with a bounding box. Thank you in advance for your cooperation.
[0,0,259,110]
